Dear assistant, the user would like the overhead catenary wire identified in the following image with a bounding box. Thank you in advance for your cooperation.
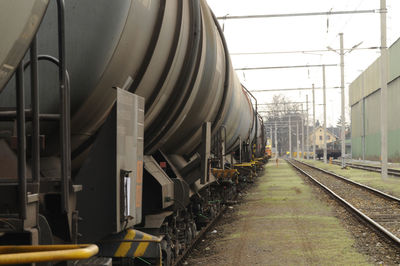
[235,64,338,71]
[264,120,306,124]
[258,101,312,105]
[212,3,385,132]
[217,9,376,20]
[249,87,340,92]
[258,104,323,107]
[230,47,379,56]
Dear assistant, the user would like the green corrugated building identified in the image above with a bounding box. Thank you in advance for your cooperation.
[349,37,400,162]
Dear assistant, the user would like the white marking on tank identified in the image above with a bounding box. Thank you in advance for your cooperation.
[2,64,14,71]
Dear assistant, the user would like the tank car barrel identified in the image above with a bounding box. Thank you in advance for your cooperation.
[210,10,230,130]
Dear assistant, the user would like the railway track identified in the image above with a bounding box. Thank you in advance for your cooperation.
[331,160,400,177]
[287,159,400,248]
[174,206,226,266]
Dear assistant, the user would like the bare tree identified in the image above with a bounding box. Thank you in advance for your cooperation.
[261,94,304,156]
[336,117,350,131]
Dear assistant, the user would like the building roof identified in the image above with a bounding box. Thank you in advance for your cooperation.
[310,126,339,139]
[349,36,400,106]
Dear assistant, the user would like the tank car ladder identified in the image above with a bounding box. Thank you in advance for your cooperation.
[0,0,79,247]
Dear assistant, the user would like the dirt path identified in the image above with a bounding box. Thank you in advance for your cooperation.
[186,160,370,265]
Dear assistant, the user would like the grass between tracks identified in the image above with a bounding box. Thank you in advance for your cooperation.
[302,159,400,198]
[218,160,370,265]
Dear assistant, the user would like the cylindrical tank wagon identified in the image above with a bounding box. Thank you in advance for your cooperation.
[0,0,267,264]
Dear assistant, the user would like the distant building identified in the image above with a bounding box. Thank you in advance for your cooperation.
[309,126,338,149]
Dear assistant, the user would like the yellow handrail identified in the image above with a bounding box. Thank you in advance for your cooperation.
[0,244,98,265]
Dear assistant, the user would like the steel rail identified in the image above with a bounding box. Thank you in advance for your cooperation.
[298,160,400,202]
[173,206,226,266]
[331,160,400,177]
[174,160,264,265]
[173,162,266,265]
[287,159,400,247]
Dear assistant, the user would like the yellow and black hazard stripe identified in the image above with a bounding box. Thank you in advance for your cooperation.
[114,229,155,257]
[98,229,162,263]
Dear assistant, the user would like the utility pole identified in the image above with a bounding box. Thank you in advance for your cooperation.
[301,105,304,159]
[271,125,273,144]
[289,115,292,158]
[275,120,278,158]
[306,95,309,160]
[312,84,316,160]
[296,121,300,159]
[323,65,327,163]
[326,33,362,166]
[339,33,346,168]
[380,0,388,179]
[361,72,366,161]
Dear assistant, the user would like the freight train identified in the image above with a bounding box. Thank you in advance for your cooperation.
[0,0,267,265]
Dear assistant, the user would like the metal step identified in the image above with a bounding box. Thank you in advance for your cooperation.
[70,257,112,266]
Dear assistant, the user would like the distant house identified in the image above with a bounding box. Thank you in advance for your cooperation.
[309,126,338,149]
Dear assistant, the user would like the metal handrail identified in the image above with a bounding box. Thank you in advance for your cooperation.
[0,244,98,265]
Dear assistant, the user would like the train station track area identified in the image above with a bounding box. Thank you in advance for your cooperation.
[186,160,370,265]
[302,159,400,198]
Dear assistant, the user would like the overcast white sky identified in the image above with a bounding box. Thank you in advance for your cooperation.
[207,0,400,127]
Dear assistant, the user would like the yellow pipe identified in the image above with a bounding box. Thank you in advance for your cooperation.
[0,244,98,265]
